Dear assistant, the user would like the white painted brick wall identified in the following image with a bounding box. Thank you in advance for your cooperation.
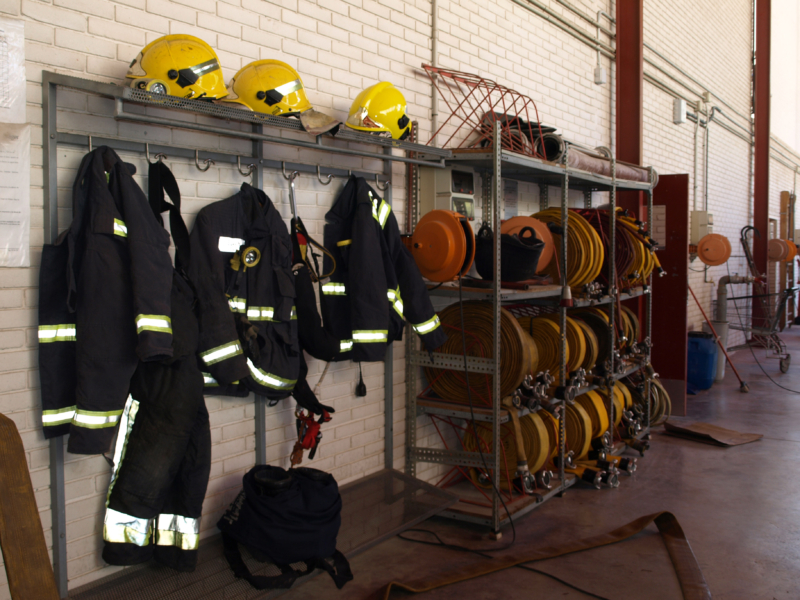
[0,0,797,595]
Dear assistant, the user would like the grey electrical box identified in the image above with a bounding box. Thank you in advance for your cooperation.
[594,66,607,85]
[418,166,476,219]
[673,98,687,124]
[690,211,713,244]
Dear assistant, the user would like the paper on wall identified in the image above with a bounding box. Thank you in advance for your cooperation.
[0,123,30,267]
[0,17,25,124]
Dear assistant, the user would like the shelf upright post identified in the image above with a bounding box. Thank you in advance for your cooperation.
[558,145,569,495]
[251,125,269,466]
[491,122,502,534]
[405,130,420,478]
[645,166,654,431]
[540,183,549,210]
[43,73,69,600]
[383,147,394,469]
[607,159,617,438]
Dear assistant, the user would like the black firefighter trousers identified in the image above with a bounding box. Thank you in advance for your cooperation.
[102,273,211,572]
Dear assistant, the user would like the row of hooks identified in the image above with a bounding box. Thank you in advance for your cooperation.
[87,138,391,191]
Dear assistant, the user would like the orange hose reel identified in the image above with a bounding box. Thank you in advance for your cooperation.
[411,210,476,282]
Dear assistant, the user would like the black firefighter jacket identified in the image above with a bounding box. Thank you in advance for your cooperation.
[321,176,447,362]
[189,184,301,401]
[38,147,175,455]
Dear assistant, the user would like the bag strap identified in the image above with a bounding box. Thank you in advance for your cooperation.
[311,550,353,590]
[222,533,352,591]
[148,161,191,273]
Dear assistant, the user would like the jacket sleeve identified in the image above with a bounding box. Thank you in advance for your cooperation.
[349,198,390,361]
[384,210,447,351]
[120,170,174,361]
[189,211,249,385]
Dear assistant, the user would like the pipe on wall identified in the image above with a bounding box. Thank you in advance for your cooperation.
[430,0,438,146]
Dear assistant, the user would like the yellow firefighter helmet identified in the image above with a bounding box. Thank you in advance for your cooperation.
[126,34,227,100]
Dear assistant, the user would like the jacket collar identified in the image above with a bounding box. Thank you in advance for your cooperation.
[238,183,277,237]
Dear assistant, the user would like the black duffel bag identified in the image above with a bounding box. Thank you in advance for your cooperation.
[217,465,353,591]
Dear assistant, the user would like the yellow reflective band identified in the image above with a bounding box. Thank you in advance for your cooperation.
[200,341,242,366]
[413,314,441,335]
[72,408,124,429]
[386,288,404,317]
[38,324,76,342]
[369,191,391,228]
[135,314,172,335]
[155,514,200,550]
[42,406,76,426]
[273,78,303,97]
[246,306,276,321]
[377,201,391,227]
[201,372,218,387]
[322,282,346,296]
[291,306,297,320]
[113,218,127,238]
[104,397,152,547]
[352,330,388,342]
[228,297,246,313]
[246,358,297,390]
[337,239,353,247]
[104,507,152,547]
[340,339,353,352]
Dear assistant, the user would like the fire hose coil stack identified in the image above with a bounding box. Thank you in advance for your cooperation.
[532,208,604,290]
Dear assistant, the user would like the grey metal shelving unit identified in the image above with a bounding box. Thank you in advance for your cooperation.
[41,71,453,598]
[404,121,657,533]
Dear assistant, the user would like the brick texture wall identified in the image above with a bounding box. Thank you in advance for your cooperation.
[0,0,798,595]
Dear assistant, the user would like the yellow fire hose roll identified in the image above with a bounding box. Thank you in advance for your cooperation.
[617,380,633,410]
[532,209,604,290]
[426,301,532,403]
[520,413,550,473]
[463,411,550,489]
[516,316,565,382]
[575,390,610,439]
[538,410,560,459]
[542,314,586,373]
[574,318,599,371]
[565,402,592,459]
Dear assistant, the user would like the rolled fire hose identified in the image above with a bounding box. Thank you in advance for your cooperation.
[533,133,656,184]
[463,410,551,490]
[515,315,563,382]
[572,310,612,368]
[574,318,599,371]
[532,209,604,290]
[564,402,592,459]
[426,301,535,403]
[575,390,610,439]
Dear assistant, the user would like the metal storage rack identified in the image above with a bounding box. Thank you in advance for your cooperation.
[405,122,656,533]
[41,71,454,598]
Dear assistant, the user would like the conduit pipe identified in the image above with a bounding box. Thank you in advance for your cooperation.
[704,106,718,212]
[430,0,438,147]
[714,275,754,382]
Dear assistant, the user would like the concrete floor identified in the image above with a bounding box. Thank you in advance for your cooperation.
[286,327,800,600]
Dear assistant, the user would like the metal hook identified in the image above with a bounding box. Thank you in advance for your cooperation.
[195,150,215,172]
[146,143,167,164]
[237,156,255,177]
[281,161,300,181]
[316,165,334,185]
[375,175,391,192]
[88,135,92,152]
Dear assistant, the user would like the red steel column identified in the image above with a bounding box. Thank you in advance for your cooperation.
[753,0,770,281]
[615,0,644,217]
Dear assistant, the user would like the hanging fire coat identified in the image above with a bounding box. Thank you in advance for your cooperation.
[189,183,301,401]
[321,176,447,362]
[38,147,175,455]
